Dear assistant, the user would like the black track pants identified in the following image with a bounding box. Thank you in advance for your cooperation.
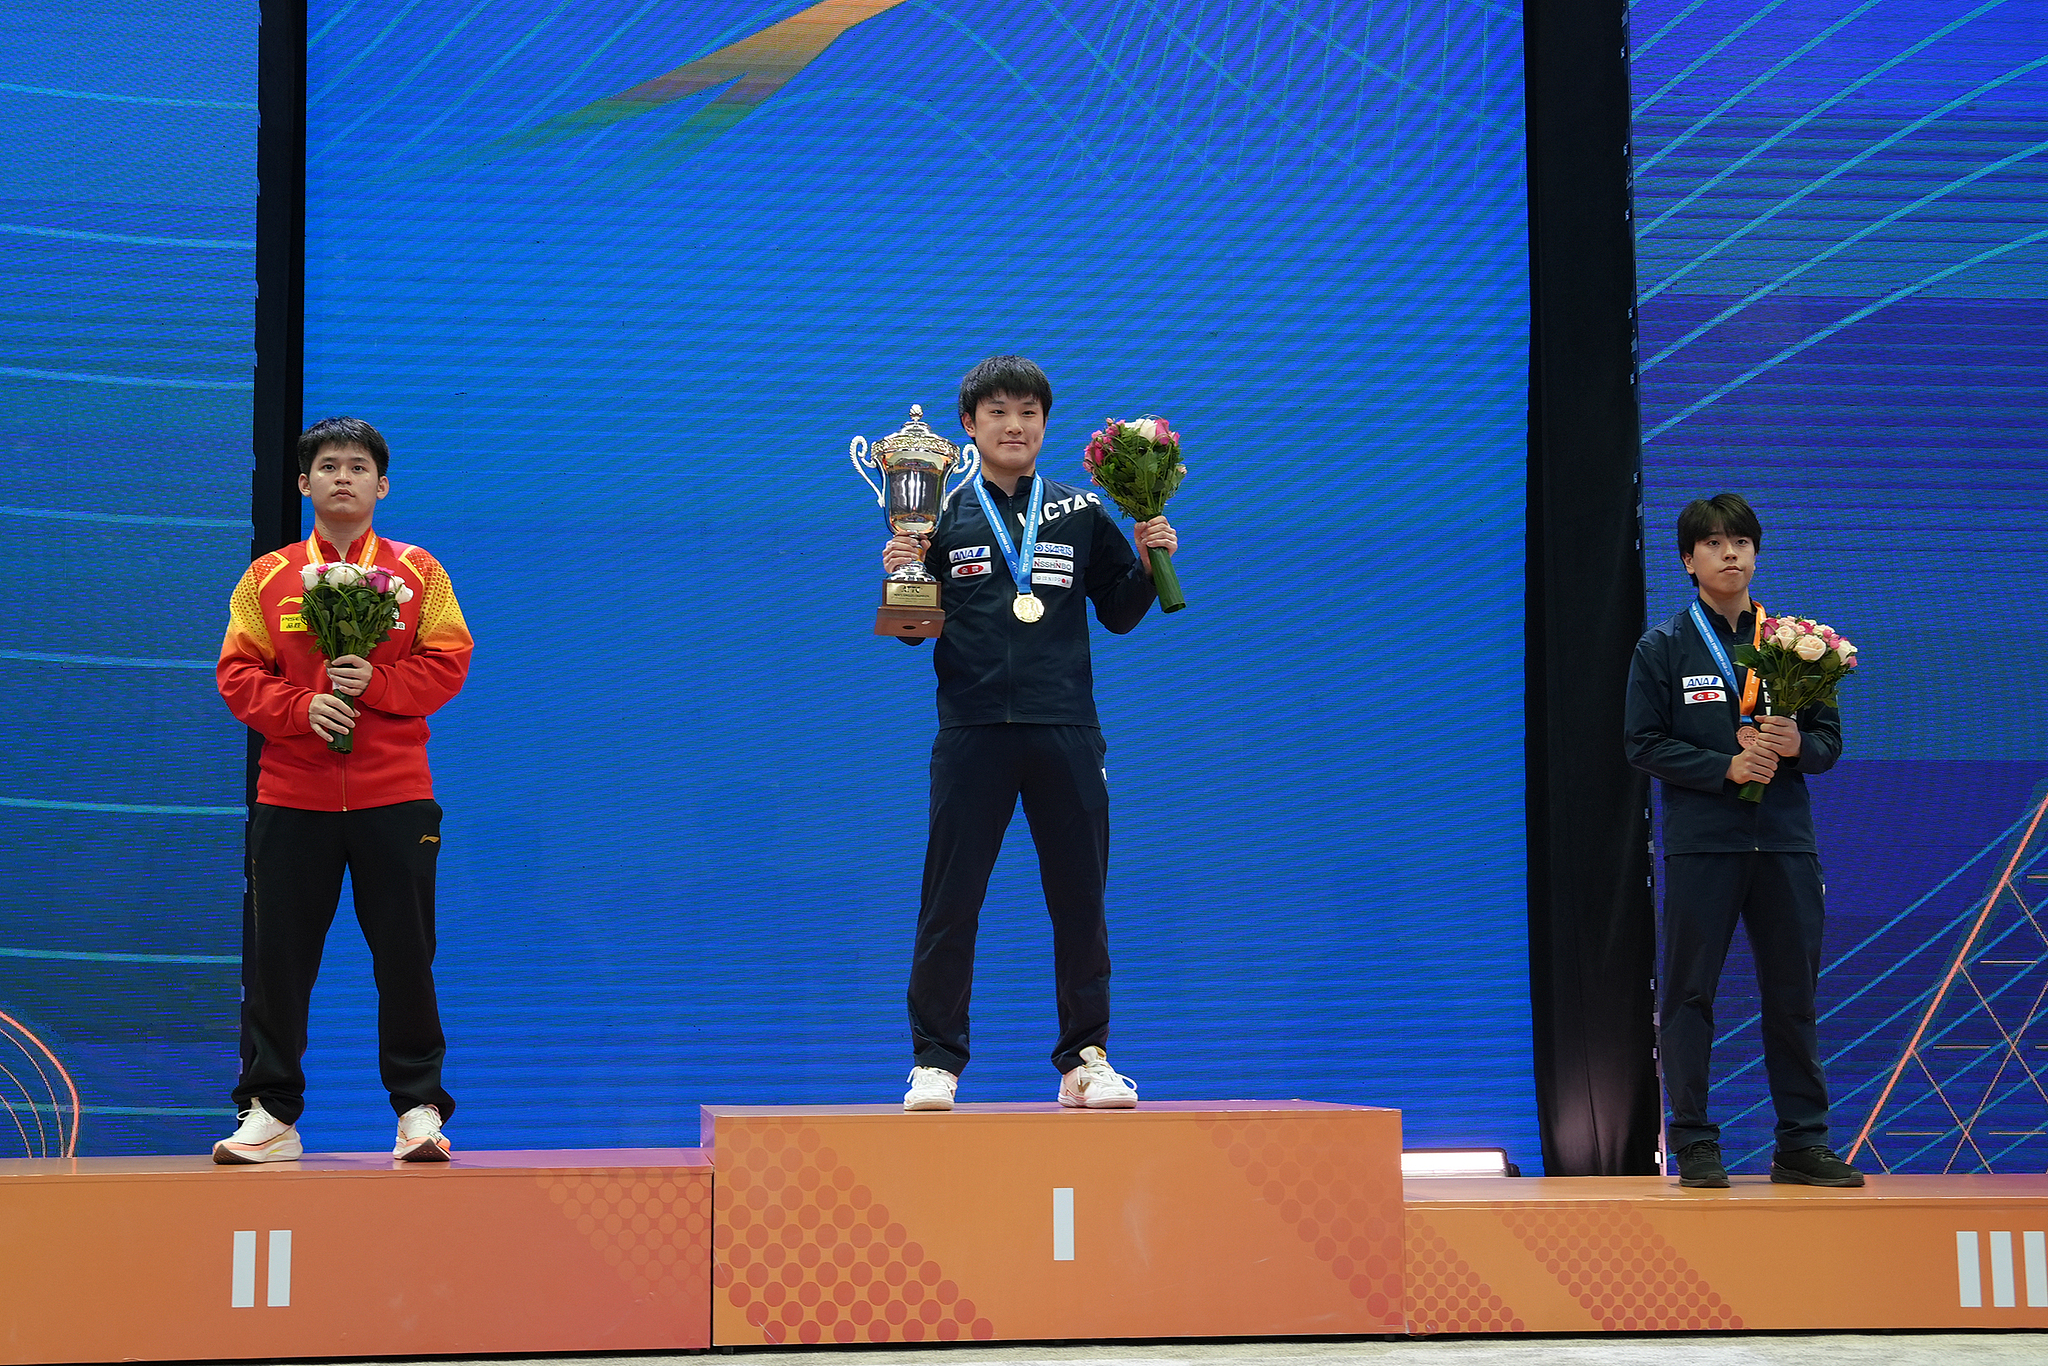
[1660,851,1830,1153]
[907,723,1112,1076]
[235,800,455,1125]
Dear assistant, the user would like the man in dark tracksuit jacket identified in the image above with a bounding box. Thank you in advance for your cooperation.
[884,355,1178,1112]
[1625,493,1862,1188]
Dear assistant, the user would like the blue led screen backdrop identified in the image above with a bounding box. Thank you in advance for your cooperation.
[0,0,255,1156]
[1631,0,2048,1172]
[287,0,1535,1158]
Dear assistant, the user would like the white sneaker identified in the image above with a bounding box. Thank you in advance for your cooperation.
[212,1099,303,1164]
[903,1066,958,1112]
[1058,1046,1138,1109]
[393,1104,451,1162]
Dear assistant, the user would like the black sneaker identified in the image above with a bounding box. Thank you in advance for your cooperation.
[1771,1145,1864,1187]
[1676,1139,1729,1188]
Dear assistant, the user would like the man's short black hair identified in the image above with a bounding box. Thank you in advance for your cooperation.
[957,355,1053,422]
[297,416,390,477]
[1677,492,1763,584]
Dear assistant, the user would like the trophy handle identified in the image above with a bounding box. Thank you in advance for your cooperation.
[942,443,981,510]
[849,435,885,507]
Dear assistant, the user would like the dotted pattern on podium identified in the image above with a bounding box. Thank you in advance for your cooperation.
[1405,1211,1526,1334]
[711,1119,994,1345]
[540,1166,712,1308]
[1197,1114,1406,1322]
[1497,1202,1743,1331]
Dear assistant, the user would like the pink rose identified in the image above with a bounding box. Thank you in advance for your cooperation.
[365,568,393,593]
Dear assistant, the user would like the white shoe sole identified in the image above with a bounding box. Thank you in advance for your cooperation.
[1059,1092,1138,1109]
[903,1095,955,1112]
[394,1136,452,1162]
[212,1135,303,1164]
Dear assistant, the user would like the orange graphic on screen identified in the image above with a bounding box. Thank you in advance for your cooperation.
[411,0,907,178]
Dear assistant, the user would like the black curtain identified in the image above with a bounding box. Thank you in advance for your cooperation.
[1523,0,1660,1175]
[252,0,305,570]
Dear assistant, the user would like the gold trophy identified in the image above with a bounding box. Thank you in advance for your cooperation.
[850,404,980,639]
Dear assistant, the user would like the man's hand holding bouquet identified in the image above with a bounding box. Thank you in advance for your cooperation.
[299,561,415,753]
[1731,614,1859,802]
[1083,415,1187,612]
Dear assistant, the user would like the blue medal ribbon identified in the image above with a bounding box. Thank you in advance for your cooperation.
[1688,599,1756,725]
[972,473,1044,603]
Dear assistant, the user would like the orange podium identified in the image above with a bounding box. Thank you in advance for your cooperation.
[702,1100,1406,1344]
[0,1149,711,1365]
[1405,1173,2048,1334]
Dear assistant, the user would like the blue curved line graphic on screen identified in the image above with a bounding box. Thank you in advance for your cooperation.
[0,364,252,392]
[323,0,502,150]
[1631,0,1793,116]
[0,222,252,250]
[1632,0,1884,177]
[0,650,213,669]
[1642,135,2048,369]
[1637,0,2011,239]
[1644,225,2048,439]
[0,797,242,816]
[0,947,238,965]
[1631,0,1710,61]
[0,81,255,111]
[309,0,431,106]
[0,504,246,528]
[374,0,575,164]
[1641,58,2048,305]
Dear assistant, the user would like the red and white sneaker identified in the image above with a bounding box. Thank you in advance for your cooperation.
[212,1099,304,1164]
[1058,1046,1138,1109]
[393,1104,451,1162]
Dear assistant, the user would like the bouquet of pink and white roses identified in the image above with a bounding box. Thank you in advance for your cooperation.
[298,561,414,753]
[1731,613,1860,802]
[1083,414,1187,613]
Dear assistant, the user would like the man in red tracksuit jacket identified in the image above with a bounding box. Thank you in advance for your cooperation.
[212,417,473,1164]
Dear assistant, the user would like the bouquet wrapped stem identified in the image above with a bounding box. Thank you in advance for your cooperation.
[1083,415,1187,613]
[298,560,414,753]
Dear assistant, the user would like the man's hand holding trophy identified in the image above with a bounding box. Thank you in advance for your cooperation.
[850,404,981,639]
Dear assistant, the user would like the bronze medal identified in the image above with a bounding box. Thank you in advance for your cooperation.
[1012,593,1045,623]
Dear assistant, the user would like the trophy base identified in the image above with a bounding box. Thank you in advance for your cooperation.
[875,604,944,639]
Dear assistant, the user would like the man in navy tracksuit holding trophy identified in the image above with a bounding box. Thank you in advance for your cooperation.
[879,356,1179,1112]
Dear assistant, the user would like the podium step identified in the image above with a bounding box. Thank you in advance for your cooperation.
[0,1148,711,1364]
[701,1100,1406,1344]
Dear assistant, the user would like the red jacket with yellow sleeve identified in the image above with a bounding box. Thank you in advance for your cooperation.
[217,528,473,811]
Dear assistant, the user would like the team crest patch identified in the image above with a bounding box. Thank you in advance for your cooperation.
[1685,688,1728,704]
[1683,674,1723,689]
[951,562,992,579]
[949,545,990,563]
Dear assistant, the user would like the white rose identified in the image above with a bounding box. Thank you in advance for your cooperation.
[1771,625,1797,649]
[1794,633,1827,662]
[1834,640,1855,662]
[300,564,319,590]
[324,563,361,587]
[1130,418,1157,442]
[396,583,415,604]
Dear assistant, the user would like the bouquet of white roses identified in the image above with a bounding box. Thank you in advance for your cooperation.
[1731,613,1859,802]
[298,561,414,753]
[1082,415,1187,612]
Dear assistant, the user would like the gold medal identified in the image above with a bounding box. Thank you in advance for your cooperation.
[1012,593,1045,623]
